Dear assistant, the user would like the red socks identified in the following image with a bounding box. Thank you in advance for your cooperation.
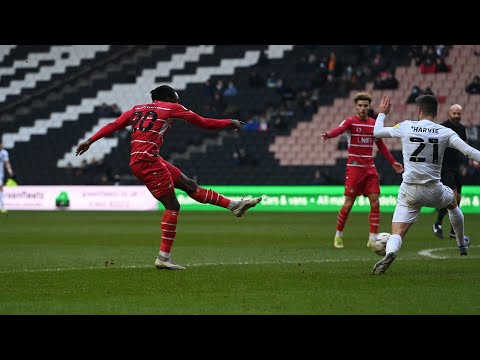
[160,210,178,253]
[336,206,351,231]
[369,205,380,233]
[189,186,230,208]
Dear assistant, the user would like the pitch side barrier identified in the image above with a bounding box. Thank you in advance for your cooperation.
[173,185,480,213]
[5,185,479,213]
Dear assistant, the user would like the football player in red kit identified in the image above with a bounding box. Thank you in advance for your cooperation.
[76,85,262,270]
[321,92,403,249]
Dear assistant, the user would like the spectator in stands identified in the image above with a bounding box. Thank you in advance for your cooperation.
[328,51,337,75]
[370,53,388,78]
[373,70,399,90]
[233,147,258,167]
[202,79,215,99]
[266,72,278,88]
[408,45,424,66]
[406,85,425,104]
[435,45,448,58]
[111,104,122,117]
[418,46,437,67]
[244,114,260,132]
[99,174,112,185]
[424,86,435,96]
[223,81,238,97]
[271,115,287,132]
[385,71,400,89]
[307,52,320,71]
[215,79,225,94]
[311,55,329,88]
[75,159,88,178]
[211,92,227,115]
[434,57,450,73]
[276,78,295,101]
[0,141,15,213]
[320,92,404,249]
[238,148,259,166]
[343,64,354,81]
[349,73,365,91]
[419,57,436,74]
[247,69,265,88]
[466,75,480,94]
[312,168,331,185]
[97,103,113,117]
[299,98,317,121]
[75,85,262,270]
[258,116,269,131]
[322,74,339,94]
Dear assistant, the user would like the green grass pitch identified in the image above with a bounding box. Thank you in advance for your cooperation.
[1,210,479,314]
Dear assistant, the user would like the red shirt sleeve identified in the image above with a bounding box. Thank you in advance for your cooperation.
[375,137,396,165]
[327,118,351,138]
[90,108,135,142]
[170,103,232,130]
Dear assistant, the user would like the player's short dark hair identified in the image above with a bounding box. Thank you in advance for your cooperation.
[415,94,438,116]
[353,92,372,104]
[150,85,177,101]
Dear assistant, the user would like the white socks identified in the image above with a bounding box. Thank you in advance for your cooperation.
[385,234,402,254]
[159,251,170,259]
[227,200,239,210]
[448,206,466,247]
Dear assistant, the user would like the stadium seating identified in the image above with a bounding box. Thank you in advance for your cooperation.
[1,45,479,186]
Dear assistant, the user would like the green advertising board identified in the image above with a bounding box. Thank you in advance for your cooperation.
[164,185,480,213]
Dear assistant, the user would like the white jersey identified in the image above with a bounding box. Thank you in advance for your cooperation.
[0,148,9,178]
[374,115,480,185]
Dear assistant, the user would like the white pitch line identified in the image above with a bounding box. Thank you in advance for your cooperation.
[419,248,450,259]
[418,244,478,259]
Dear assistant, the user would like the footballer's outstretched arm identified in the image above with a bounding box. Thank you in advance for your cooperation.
[450,135,480,163]
[171,103,244,131]
[76,109,133,155]
[374,95,395,138]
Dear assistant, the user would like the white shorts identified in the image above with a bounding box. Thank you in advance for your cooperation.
[392,182,454,223]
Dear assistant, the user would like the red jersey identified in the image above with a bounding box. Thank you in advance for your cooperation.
[89,100,232,166]
[327,115,396,169]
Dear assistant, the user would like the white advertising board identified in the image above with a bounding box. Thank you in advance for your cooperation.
[3,186,159,211]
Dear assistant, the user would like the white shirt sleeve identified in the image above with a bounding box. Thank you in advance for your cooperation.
[374,113,395,138]
[450,134,480,162]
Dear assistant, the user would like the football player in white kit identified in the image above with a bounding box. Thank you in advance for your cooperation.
[370,94,480,275]
[0,141,14,213]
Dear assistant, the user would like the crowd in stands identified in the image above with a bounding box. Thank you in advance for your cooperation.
[53,45,480,185]
[66,157,116,185]
[466,75,480,94]
[232,147,259,167]
[406,85,436,104]
[193,45,462,142]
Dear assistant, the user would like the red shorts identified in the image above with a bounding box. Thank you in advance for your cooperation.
[344,166,380,197]
[130,158,181,199]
